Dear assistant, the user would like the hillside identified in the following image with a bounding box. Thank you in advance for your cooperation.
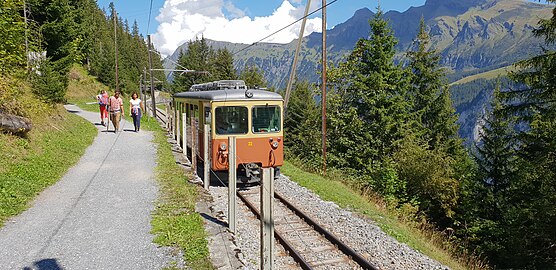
[165,0,552,88]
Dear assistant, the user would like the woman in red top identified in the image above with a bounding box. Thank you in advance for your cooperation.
[97,90,109,126]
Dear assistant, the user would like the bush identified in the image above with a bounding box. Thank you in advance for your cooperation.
[31,59,68,104]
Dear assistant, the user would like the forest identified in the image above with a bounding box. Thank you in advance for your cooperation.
[1,0,555,268]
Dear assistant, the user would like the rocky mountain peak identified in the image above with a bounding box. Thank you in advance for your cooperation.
[424,0,490,8]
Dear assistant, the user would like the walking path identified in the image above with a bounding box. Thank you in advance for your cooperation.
[0,105,172,270]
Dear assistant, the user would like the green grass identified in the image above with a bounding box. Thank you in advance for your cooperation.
[146,117,213,270]
[450,65,515,85]
[281,161,474,270]
[0,108,97,226]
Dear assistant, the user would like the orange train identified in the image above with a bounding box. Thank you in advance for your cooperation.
[173,80,283,182]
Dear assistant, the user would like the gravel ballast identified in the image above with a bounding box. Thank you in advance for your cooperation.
[207,175,450,270]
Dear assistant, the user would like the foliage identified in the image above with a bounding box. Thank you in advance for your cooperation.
[30,59,68,104]
[283,80,321,168]
[238,64,267,89]
[172,37,236,92]
[0,0,26,75]
[452,1,556,267]
[327,8,411,174]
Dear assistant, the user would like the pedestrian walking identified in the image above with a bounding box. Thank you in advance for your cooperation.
[109,90,124,133]
[96,90,109,126]
[129,92,144,132]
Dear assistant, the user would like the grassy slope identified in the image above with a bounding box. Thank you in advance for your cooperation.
[0,73,97,226]
[281,161,485,270]
[450,65,514,85]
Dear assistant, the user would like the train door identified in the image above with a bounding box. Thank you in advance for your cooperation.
[201,103,211,160]
[193,103,200,161]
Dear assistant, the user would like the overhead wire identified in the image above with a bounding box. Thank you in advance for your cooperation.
[232,0,339,56]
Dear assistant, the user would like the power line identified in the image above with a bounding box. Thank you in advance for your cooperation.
[232,0,338,56]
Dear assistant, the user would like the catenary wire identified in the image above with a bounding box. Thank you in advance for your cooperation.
[232,0,339,56]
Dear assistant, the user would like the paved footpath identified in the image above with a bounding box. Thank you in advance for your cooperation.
[0,105,173,270]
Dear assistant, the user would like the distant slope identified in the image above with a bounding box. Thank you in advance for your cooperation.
[450,65,515,85]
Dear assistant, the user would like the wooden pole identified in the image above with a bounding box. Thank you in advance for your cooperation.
[260,167,274,270]
[284,0,312,110]
[321,0,327,176]
[228,136,237,234]
[113,7,119,92]
[147,35,156,119]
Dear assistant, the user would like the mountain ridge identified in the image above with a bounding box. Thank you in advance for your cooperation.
[165,0,551,88]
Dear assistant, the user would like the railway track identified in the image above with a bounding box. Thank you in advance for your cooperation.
[237,188,378,270]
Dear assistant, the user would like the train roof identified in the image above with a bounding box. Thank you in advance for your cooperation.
[173,89,283,102]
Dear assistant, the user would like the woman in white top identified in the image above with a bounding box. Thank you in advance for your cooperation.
[129,92,144,132]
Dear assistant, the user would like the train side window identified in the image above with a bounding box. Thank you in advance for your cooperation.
[215,106,248,135]
[252,106,281,133]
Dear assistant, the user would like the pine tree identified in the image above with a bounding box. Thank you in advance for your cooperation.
[327,8,410,174]
[284,80,321,167]
[239,64,267,89]
[498,1,556,266]
[173,37,213,92]
[406,17,460,151]
[211,48,236,80]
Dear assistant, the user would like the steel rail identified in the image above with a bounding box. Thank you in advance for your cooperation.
[274,192,379,270]
[237,191,313,270]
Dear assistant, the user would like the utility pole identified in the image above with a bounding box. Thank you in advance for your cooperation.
[147,35,157,119]
[321,0,327,175]
[113,7,119,92]
[23,0,29,72]
[284,0,312,111]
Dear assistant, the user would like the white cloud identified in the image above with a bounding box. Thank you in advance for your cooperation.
[152,0,322,57]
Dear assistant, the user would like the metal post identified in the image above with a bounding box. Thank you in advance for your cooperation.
[191,115,197,175]
[260,167,274,270]
[204,124,210,190]
[321,0,327,176]
[228,136,237,234]
[182,113,187,158]
[174,105,179,140]
[147,35,156,119]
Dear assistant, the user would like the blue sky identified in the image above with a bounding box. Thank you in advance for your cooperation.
[95,0,540,56]
[96,0,427,37]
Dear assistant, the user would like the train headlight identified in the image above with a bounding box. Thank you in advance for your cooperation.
[271,141,279,149]
[219,142,227,151]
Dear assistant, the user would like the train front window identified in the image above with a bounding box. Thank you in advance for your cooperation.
[215,106,248,135]
[252,106,281,133]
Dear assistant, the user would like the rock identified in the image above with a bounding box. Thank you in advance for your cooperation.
[0,113,32,135]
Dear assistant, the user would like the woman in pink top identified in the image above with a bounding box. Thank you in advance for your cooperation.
[97,90,109,126]
[109,91,124,133]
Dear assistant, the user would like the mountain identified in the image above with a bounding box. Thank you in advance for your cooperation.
[164,0,553,144]
[166,0,552,87]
